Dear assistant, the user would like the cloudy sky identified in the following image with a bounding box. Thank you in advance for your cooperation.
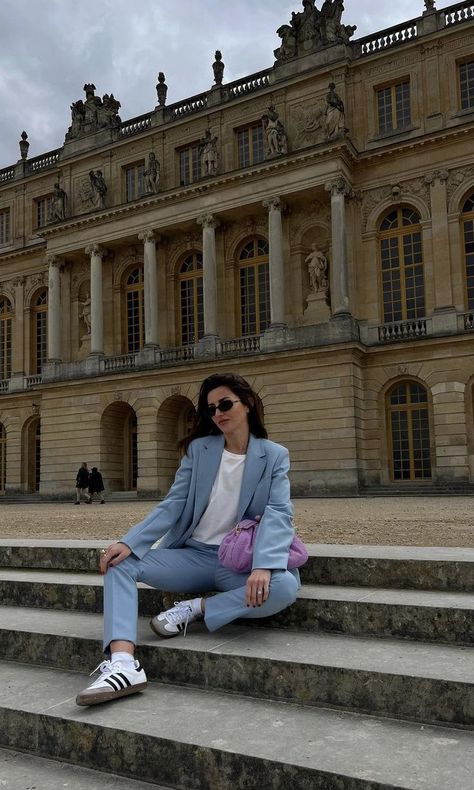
[0,0,452,168]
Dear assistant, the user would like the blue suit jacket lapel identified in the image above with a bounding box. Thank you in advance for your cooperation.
[236,435,266,522]
[193,434,225,526]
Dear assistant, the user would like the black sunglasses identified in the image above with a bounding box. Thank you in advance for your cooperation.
[206,398,240,417]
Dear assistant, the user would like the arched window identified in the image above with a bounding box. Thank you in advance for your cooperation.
[0,423,6,494]
[379,208,424,323]
[0,296,12,380]
[125,267,144,352]
[238,238,270,336]
[32,290,47,374]
[462,194,474,309]
[178,252,203,345]
[387,381,432,481]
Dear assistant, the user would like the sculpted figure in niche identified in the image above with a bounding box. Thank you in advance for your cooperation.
[49,183,67,222]
[213,51,225,86]
[89,170,107,210]
[200,129,219,177]
[325,82,345,139]
[262,106,288,157]
[80,294,91,334]
[144,152,161,194]
[306,244,329,292]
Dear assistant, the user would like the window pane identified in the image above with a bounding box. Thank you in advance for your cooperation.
[378,87,393,133]
[459,62,474,111]
[0,209,10,245]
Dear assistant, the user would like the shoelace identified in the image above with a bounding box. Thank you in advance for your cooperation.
[89,659,120,677]
[166,601,193,637]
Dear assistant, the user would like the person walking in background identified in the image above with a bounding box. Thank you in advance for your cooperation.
[86,467,105,504]
[76,372,301,706]
[75,462,90,505]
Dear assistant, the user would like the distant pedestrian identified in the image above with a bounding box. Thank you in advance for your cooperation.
[87,467,105,504]
[75,462,90,504]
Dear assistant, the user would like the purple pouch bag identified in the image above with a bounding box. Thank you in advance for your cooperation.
[218,517,308,573]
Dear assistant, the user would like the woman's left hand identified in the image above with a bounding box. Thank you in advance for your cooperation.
[246,568,271,607]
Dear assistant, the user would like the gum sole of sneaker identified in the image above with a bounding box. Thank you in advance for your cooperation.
[76,681,147,706]
[149,618,178,639]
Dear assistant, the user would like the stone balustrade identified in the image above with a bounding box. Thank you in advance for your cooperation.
[444,1,474,27]
[378,319,428,343]
[461,312,474,331]
[0,380,8,394]
[159,346,195,365]
[102,354,136,373]
[357,19,418,56]
[0,167,15,184]
[25,375,43,388]
[217,336,261,355]
[227,70,271,98]
[28,150,61,173]
[121,114,153,137]
[169,92,208,119]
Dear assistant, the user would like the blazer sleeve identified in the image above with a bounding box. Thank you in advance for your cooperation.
[119,445,194,559]
[251,446,294,571]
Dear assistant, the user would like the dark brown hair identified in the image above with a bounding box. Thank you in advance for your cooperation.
[179,372,267,453]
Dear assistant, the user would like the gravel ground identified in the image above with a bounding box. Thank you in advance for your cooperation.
[0,497,473,546]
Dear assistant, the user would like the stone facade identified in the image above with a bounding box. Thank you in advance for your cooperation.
[1,1,474,497]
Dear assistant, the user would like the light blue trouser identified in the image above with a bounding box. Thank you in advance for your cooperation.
[103,538,299,651]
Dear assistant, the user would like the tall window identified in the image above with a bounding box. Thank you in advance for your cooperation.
[179,145,200,186]
[0,423,5,494]
[125,268,145,352]
[0,208,10,245]
[125,162,146,202]
[237,124,264,168]
[380,207,425,323]
[377,80,411,134]
[178,253,203,345]
[0,297,12,379]
[462,194,474,309]
[32,290,47,374]
[238,238,270,336]
[34,196,52,229]
[35,422,41,492]
[387,381,432,481]
[459,61,474,111]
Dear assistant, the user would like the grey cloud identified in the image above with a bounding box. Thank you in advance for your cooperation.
[0,0,452,167]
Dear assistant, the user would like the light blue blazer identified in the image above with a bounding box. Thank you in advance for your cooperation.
[120,433,295,571]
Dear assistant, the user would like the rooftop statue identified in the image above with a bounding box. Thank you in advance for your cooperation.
[65,84,122,141]
[274,0,356,63]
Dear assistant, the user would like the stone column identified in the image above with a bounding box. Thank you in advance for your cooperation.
[138,229,159,347]
[11,277,25,376]
[47,256,61,363]
[263,197,286,328]
[425,171,454,310]
[197,214,219,338]
[325,176,351,317]
[85,244,106,355]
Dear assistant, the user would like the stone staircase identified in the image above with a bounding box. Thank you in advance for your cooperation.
[0,539,473,789]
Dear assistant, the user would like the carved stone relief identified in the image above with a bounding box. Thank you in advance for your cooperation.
[362,177,431,225]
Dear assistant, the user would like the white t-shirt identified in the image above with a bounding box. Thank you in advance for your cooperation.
[192,449,246,545]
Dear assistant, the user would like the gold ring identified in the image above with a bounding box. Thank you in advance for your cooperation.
[100,549,107,555]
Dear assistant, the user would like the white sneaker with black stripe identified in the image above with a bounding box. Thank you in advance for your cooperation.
[75,659,147,706]
[150,600,198,638]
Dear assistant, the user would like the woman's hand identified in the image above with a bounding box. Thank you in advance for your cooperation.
[246,568,271,607]
[99,542,131,575]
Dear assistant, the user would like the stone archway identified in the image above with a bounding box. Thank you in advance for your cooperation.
[156,395,195,495]
[100,402,137,492]
[22,416,41,493]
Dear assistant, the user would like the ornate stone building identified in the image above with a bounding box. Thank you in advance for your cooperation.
[1,0,474,497]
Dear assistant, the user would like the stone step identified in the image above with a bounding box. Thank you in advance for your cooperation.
[0,606,472,728]
[1,661,473,790]
[0,746,169,790]
[1,540,473,591]
[0,569,472,644]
